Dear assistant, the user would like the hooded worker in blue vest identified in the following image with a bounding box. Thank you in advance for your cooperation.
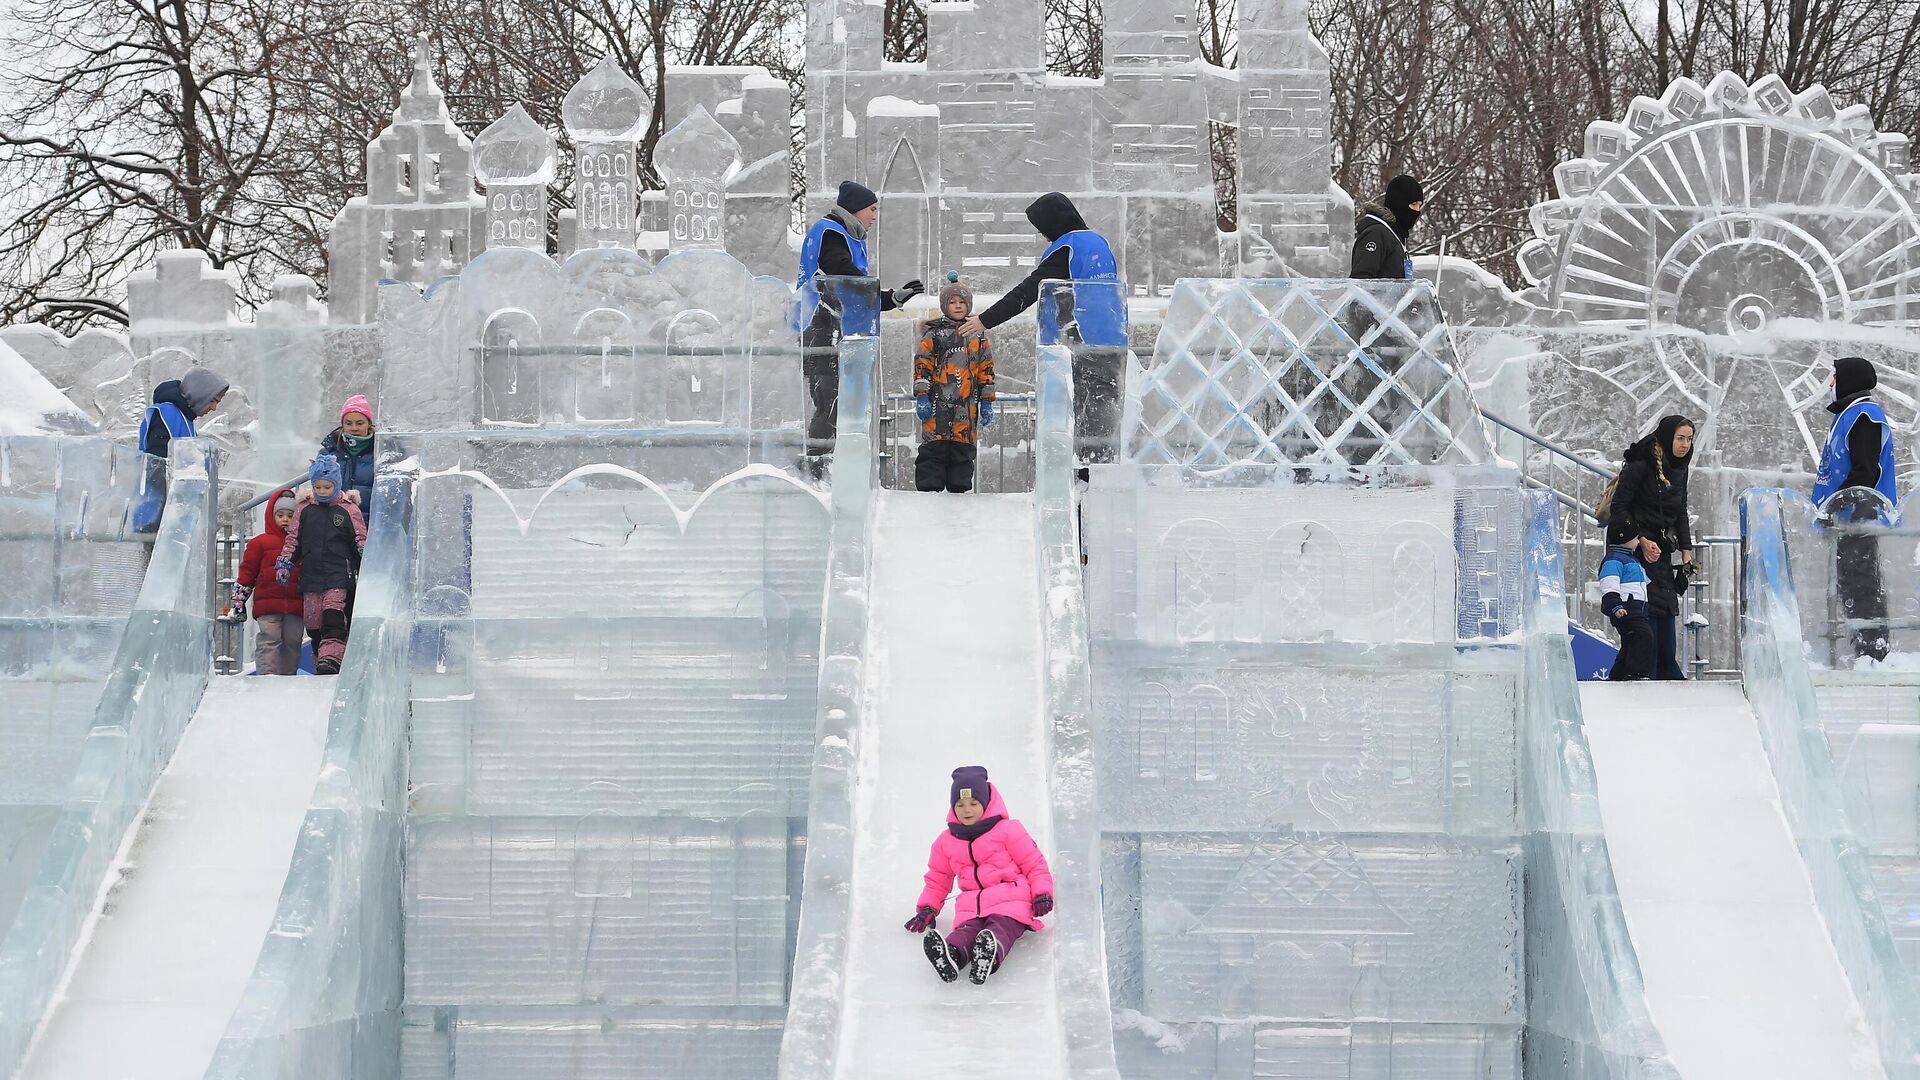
[958,192,1128,464]
[132,366,228,532]
[795,180,926,478]
[1814,355,1900,661]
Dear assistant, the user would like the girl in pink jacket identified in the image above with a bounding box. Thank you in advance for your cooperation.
[904,765,1055,984]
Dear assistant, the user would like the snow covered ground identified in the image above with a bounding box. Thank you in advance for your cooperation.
[1582,682,1884,1080]
[20,677,332,1080]
[834,491,1067,1078]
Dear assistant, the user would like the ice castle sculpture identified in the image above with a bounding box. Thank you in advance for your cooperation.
[472,105,557,250]
[806,0,1350,294]
[328,40,485,324]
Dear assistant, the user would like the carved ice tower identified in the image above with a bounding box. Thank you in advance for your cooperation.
[472,105,556,251]
[563,57,652,251]
[653,106,739,253]
[327,40,484,323]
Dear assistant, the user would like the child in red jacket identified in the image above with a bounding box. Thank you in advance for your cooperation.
[904,766,1054,985]
[228,487,304,674]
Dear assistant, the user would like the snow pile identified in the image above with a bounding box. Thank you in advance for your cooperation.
[0,339,98,436]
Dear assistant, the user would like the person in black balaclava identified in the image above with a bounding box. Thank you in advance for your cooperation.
[1351,174,1424,280]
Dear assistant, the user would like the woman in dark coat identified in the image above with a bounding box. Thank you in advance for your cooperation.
[1609,415,1697,680]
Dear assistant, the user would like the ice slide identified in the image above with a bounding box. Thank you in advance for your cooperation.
[833,491,1068,1077]
[1579,682,1884,1080]
[18,677,333,1080]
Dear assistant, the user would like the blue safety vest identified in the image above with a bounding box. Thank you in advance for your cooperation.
[133,402,195,532]
[1037,230,1127,347]
[792,217,870,333]
[1814,397,1898,510]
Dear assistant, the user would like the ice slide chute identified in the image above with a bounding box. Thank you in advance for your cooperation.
[19,679,333,1080]
[835,491,1064,1076]
[1581,683,1884,1079]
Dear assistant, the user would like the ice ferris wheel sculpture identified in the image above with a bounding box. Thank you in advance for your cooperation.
[1515,71,1920,466]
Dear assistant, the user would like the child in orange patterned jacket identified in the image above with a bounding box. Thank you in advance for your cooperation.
[912,275,995,493]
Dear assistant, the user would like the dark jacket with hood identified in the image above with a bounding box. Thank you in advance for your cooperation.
[978,193,1090,329]
[141,381,198,461]
[279,492,367,594]
[1830,355,1888,492]
[1351,202,1410,280]
[1610,415,1695,616]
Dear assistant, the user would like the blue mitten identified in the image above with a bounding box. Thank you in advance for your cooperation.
[978,398,994,428]
[915,396,932,422]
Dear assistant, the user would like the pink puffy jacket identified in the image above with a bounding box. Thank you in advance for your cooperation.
[916,785,1055,930]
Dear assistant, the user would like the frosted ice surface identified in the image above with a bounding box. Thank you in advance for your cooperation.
[1085,467,1527,1078]
[400,452,829,1076]
[1581,683,1884,1080]
[564,58,651,252]
[474,106,556,251]
[0,341,96,435]
[20,678,332,1080]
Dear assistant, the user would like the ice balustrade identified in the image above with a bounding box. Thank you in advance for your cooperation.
[1032,344,1122,1077]
[0,438,146,933]
[777,328,878,1078]
[1516,490,1679,1079]
[393,429,832,1076]
[1127,278,1495,468]
[205,472,415,1079]
[0,438,218,1073]
[1741,488,1920,1075]
[1084,464,1529,1077]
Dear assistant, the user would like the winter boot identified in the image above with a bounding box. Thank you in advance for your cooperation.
[315,656,341,676]
[923,927,962,983]
[967,929,1000,985]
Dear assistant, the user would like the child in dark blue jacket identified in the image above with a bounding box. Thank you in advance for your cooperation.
[1599,524,1654,681]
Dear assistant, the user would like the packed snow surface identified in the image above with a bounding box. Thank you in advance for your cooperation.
[20,677,333,1080]
[1581,682,1884,1079]
[835,492,1066,1077]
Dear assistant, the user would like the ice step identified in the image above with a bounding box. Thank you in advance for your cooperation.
[20,677,333,1080]
[835,491,1066,1078]
[1580,682,1884,1080]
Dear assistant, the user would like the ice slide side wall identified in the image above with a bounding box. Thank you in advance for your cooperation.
[0,438,219,1074]
[1741,490,1920,1078]
[205,472,417,1080]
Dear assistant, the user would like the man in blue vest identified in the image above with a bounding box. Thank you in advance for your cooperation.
[1814,355,1900,661]
[796,180,925,477]
[133,366,228,532]
[959,192,1128,464]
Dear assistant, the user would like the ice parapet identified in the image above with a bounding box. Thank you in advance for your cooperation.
[1086,466,1528,1077]
[395,433,830,1076]
[1126,279,1494,467]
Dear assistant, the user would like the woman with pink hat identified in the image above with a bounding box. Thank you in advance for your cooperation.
[321,394,378,515]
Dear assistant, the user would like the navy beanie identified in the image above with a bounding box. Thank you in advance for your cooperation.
[950,765,991,808]
[837,180,878,214]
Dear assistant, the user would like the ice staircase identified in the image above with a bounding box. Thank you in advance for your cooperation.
[1580,682,1884,1079]
[835,491,1067,1077]
[18,677,333,1080]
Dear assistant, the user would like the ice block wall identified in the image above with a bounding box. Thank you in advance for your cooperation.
[0,437,146,933]
[394,433,831,1077]
[1086,466,1529,1077]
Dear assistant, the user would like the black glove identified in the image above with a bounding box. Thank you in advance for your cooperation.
[1031,894,1053,917]
[905,906,938,933]
[892,279,926,303]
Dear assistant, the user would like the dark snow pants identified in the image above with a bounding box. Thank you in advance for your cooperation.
[803,325,840,467]
[1650,615,1685,680]
[914,440,976,493]
[1837,532,1890,662]
[946,914,1028,972]
[1606,612,1654,681]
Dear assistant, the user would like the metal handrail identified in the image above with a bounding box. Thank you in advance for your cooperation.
[1481,409,1618,480]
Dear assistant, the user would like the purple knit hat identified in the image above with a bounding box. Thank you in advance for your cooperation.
[950,765,991,807]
